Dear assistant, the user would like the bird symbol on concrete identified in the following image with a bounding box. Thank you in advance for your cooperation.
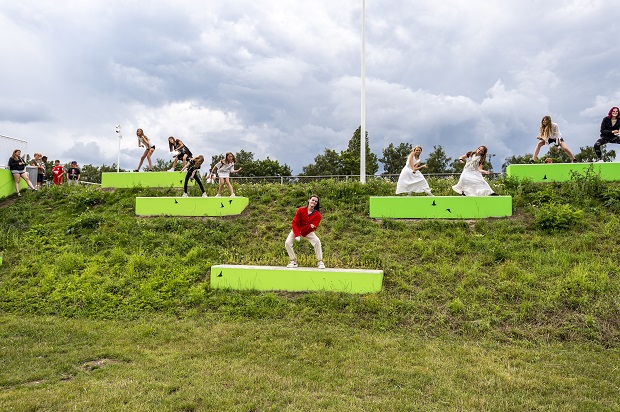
[174,199,178,204]
[432,200,437,206]
[543,175,548,180]
[446,208,452,213]
[217,271,223,277]
[229,200,233,204]
[220,202,224,208]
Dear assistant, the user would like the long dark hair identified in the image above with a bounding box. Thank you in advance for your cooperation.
[308,194,320,212]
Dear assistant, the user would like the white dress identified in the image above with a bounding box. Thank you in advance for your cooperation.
[452,155,494,196]
[396,157,432,195]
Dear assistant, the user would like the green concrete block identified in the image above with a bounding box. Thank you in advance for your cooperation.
[136,196,248,216]
[0,169,28,199]
[210,264,383,294]
[505,162,620,182]
[369,196,512,219]
[102,171,187,188]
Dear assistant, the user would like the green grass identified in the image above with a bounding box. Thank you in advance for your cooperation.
[1,176,619,410]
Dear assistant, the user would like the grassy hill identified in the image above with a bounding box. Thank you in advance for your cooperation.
[1,174,619,410]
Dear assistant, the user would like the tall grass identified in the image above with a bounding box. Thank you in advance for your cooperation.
[0,177,619,345]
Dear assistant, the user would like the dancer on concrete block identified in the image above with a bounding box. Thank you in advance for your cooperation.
[593,107,620,162]
[530,116,575,163]
[396,145,433,196]
[180,155,207,198]
[285,194,325,269]
[452,146,498,196]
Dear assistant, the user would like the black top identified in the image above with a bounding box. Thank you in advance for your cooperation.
[8,157,27,172]
[600,117,620,137]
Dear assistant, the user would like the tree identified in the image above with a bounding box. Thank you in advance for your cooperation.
[379,142,412,175]
[210,150,291,177]
[301,148,343,176]
[424,145,454,174]
[341,126,379,175]
[501,153,533,172]
[575,145,616,163]
[79,163,123,183]
[302,127,379,176]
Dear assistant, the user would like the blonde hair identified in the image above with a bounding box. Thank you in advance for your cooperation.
[192,155,205,168]
[540,116,553,140]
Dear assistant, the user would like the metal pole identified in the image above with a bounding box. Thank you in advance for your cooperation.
[360,0,366,183]
[116,125,122,172]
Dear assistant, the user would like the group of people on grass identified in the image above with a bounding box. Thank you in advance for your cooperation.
[134,129,241,198]
[7,150,81,196]
[396,107,620,197]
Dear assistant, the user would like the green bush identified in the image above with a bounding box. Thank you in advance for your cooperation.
[534,203,583,231]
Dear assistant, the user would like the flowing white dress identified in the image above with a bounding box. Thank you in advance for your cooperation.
[452,155,494,196]
[396,157,432,195]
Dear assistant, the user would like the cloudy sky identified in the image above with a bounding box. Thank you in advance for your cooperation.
[1,0,619,173]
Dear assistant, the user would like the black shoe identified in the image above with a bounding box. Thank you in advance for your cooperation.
[529,159,535,164]
[490,193,499,196]
[133,169,139,172]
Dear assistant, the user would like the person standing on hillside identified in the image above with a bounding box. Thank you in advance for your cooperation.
[134,128,155,172]
[452,146,498,196]
[8,149,37,196]
[67,161,81,185]
[396,145,433,196]
[30,152,45,189]
[52,160,65,185]
[593,107,620,162]
[285,194,325,269]
[530,116,576,163]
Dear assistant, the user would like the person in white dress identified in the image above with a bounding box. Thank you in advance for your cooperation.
[395,145,433,196]
[531,116,575,163]
[452,146,497,196]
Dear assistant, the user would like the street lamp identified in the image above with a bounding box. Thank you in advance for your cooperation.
[116,125,122,172]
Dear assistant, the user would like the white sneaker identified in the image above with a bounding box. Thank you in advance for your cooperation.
[230,193,236,197]
[167,168,175,172]
[286,261,299,268]
[202,193,208,198]
[215,194,221,197]
[317,261,325,269]
[181,193,188,197]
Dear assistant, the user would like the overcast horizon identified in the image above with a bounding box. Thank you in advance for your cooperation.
[1,0,619,173]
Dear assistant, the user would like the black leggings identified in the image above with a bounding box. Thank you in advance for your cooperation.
[184,170,204,193]
[594,135,620,158]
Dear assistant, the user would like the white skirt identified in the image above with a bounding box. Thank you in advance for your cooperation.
[452,169,494,196]
[396,166,431,194]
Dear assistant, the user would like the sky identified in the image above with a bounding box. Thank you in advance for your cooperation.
[1,0,620,173]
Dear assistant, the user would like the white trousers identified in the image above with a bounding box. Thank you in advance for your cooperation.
[285,231,322,261]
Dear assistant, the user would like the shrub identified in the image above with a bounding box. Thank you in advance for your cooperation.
[534,203,583,232]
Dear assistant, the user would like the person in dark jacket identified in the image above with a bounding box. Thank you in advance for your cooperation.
[594,107,620,162]
[8,149,36,196]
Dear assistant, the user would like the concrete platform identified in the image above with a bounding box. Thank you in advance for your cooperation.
[135,196,248,216]
[505,162,620,182]
[210,264,384,294]
[102,171,187,188]
[369,196,512,219]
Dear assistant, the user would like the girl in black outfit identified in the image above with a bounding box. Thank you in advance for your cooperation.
[594,107,620,161]
[168,137,193,171]
[180,155,207,197]
[8,149,36,196]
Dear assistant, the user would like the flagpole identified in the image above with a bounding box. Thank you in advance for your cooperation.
[360,0,366,183]
[116,125,122,172]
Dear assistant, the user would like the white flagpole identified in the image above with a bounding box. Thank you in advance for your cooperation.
[360,0,366,183]
[116,125,122,172]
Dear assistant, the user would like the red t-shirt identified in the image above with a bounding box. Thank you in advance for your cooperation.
[52,165,64,184]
